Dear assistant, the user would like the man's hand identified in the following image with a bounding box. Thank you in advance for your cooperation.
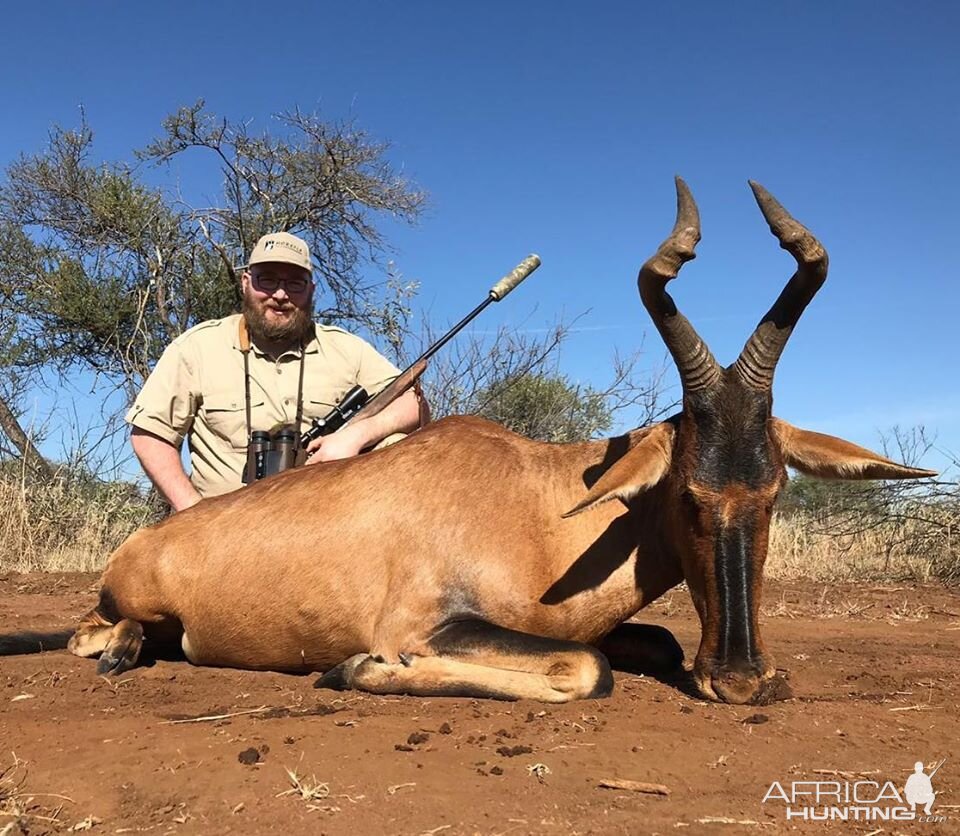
[304,388,422,465]
[305,424,366,464]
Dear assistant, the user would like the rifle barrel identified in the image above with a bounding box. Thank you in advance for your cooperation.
[302,254,541,444]
[408,254,541,367]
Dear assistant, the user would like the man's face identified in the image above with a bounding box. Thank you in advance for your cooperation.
[242,263,315,343]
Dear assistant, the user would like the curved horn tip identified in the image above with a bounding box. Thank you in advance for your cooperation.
[673,176,700,229]
[748,180,789,224]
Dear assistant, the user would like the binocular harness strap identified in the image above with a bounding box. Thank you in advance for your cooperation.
[293,345,306,447]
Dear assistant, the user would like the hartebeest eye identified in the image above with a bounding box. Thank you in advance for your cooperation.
[679,488,712,534]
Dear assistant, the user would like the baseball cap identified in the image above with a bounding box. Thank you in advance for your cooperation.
[247,231,311,272]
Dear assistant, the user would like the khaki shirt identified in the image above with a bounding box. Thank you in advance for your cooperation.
[126,313,401,497]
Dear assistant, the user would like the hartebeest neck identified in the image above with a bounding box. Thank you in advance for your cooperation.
[543,430,687,625]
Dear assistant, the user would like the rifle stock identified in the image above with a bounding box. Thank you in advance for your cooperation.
[351,358,429,424]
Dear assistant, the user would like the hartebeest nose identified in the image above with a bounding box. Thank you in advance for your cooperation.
[711,669,763,705]
[694,654,772,704]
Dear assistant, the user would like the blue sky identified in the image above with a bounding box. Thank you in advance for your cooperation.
[2,1,957,474]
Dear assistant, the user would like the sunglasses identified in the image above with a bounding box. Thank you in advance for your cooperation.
[251,274,311,294]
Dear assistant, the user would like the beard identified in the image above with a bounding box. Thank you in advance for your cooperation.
[242,287,315,345]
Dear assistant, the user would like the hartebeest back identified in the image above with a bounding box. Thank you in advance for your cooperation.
[61,178,934,705]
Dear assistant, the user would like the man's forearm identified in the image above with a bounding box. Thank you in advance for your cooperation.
[351,387,423,450]
[130,428,201,512]
[304,387,425,463]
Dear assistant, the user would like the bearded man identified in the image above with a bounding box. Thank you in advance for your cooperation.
[126,231,423,511]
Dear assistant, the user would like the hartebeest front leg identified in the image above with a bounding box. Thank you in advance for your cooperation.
[315,620,614,703]
[596,623,685,675]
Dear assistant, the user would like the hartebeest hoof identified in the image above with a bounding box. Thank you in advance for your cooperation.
[314,653,370,690]
[95,619,144,675]
[711,670,764,705]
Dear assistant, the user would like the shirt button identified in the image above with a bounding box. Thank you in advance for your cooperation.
[276,367,282,375]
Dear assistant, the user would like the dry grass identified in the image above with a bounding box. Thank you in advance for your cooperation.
[767,509,959,584]
[1,467,957,585]
[0,755,78,831]
[0,471,163,573]
[277,768,330,804]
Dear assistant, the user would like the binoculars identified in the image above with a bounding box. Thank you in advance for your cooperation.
[243,427,300,483]
[243,386,370,484]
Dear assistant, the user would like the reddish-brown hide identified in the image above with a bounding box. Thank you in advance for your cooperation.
[67,179,935,704]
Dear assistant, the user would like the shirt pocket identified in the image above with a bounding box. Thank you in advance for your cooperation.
[202,392,263,449]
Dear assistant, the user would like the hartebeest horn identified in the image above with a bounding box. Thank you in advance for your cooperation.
[733,182,829,390]
[639,177,721,393]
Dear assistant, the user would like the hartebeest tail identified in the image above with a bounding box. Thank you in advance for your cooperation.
[0,630,72,655]
[49,178,937,705]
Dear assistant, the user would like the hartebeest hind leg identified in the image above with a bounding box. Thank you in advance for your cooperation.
[316,620,614,703]
[68,607,144,675]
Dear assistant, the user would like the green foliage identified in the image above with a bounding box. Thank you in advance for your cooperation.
[0,102,425,399]
[777,472,876,518]
[0,102,425,471]
[474,373,613,442]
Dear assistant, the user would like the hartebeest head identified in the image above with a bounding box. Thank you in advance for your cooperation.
[568,178,935,704]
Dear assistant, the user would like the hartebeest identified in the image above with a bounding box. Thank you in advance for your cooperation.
[66,179,934,704]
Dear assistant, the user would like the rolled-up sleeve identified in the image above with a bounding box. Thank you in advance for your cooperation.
[125,340,198,447]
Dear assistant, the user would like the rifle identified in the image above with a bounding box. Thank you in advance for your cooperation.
[299,254,541,451]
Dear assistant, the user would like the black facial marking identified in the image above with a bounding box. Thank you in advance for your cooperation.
[714,519,757,669]
[687,376,779,490]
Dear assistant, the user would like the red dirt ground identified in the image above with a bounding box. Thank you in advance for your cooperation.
[1,573,957,835]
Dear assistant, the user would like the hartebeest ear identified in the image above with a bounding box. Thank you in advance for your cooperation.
[771,418,938,480]
[563,422,676,518]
